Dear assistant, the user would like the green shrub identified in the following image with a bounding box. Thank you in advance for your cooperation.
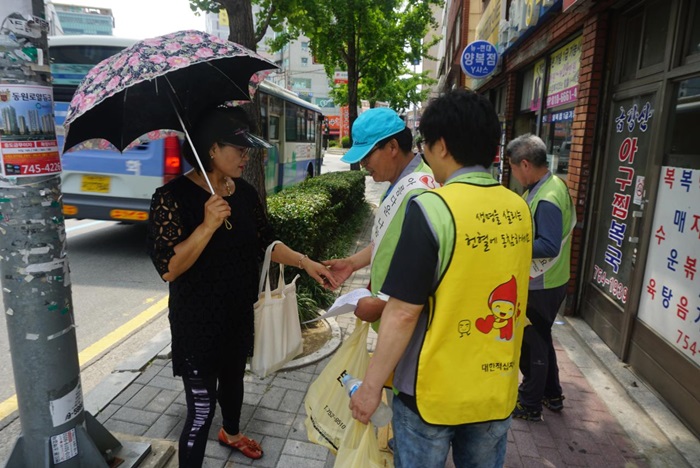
[341,136,351,148]
[267,171,369,322]
[328,139,339,148]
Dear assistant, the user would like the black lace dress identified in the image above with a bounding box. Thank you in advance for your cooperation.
[147,176,275,377]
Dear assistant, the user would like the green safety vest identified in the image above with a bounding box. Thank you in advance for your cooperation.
[525,174,574,289]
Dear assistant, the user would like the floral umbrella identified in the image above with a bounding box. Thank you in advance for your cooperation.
[63,30,277,158]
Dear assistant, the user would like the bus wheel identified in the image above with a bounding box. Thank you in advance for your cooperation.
[306,163,314,179]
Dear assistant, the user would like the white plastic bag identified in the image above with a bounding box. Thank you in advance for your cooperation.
[251,241,303,377]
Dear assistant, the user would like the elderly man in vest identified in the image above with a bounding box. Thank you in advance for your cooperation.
[507,134,576,422]
[349,89,533,468]
[323,108,435,325]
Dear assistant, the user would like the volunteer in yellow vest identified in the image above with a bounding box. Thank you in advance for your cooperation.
[323,108,435,326]
[350,89,533,468]
[507,133,576,422]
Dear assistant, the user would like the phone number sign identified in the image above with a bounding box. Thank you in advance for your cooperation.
[460,41,499,79]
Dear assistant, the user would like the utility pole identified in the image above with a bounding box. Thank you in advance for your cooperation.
[0,2,149,466]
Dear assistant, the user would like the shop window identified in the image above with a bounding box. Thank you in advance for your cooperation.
[666,76,700,169]
[520,67,535,111]
[617,1,672,82]
[686,1,700,58]
[620,12,643,82]
[541,108,574,179]
[640,0,671,69]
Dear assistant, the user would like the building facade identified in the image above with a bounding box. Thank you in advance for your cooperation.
[50,2,114,35]
[461,0,700,437]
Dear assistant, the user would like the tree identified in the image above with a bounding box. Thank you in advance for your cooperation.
[262,0,440,141]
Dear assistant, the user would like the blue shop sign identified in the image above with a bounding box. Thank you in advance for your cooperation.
[461,40,499,79]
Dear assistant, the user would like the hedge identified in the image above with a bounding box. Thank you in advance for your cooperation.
[267,170,367,321]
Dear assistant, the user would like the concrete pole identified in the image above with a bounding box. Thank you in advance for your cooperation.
[0,3,149,467]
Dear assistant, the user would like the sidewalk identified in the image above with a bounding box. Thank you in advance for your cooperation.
[89,177,699,468]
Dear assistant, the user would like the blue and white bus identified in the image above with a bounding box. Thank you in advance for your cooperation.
[49,35,323,223]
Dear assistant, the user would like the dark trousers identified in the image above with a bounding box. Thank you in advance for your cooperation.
[518,285,567,411]
[178,352,248,467]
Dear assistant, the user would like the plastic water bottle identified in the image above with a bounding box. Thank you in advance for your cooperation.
[341,373,393,427]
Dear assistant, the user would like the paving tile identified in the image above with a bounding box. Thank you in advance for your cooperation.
[529,422,557,449]
[288,414,309,442]
[282,439,328,461]
[125,385,160,409]
[144,389,180,413]
[111,382,143,405]
[279,390,305,414]
[243,391,264,406]
[556,437,588,466]
[95,403,120,423]
[144,414,180,439]
[277,369,314,383]
[246,418,292,438]
[253,408,296,425]
[512,428,540,458]
[537,446,564,467]
[259,386,287,410]
[148,375,184,392]
[164,401,187,418]
[104,418,148,436]
[275,454,326,468]
[112,406,161,426]
[270,377,308,392]
[134,362,163,385]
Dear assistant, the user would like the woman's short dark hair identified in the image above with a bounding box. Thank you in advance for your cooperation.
[183,107,251,172]
[419,89,501,167]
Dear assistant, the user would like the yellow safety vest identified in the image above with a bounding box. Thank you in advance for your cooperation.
[414,179,533,425]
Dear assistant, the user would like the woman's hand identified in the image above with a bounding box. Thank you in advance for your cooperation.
[320,258,354,287]
[303,259,339,289]
[202,194,231,232]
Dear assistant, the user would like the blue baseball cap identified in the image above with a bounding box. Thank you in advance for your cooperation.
[341,108,406,164]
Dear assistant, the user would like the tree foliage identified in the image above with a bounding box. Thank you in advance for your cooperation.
[258,0,440,136]
[189,0,440,179]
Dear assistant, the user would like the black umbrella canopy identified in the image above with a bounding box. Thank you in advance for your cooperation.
[63,30,277,153]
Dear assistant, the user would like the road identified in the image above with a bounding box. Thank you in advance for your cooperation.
[0,152,349,442]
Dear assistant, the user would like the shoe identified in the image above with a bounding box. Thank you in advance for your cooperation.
[218,429,263,459]
[512,402,543,422]
[542,395,565,412]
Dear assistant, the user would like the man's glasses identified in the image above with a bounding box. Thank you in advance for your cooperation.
[360,145,380,166]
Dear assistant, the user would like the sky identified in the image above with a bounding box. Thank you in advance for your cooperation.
[59,0,207,39]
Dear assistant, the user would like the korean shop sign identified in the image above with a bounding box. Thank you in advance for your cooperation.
[546,36,582,108]
[461,41,499,79]
[638,167,700,367]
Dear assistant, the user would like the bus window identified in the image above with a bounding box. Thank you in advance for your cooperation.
[269,115,280,140]
[297,107,305,142]
[285,106,298,141]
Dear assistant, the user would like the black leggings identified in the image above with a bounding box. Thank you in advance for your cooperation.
[178,352,248,467]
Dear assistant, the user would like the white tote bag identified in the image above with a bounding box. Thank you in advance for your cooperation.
[251,241,304,377]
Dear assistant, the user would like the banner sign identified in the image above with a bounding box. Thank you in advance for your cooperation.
[0,84,62,177]
[546,36,582,108]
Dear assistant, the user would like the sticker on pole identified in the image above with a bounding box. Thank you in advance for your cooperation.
[460,41,499,79]
[51,428,78,464]
[0,84,62,177]
[49,381,83,427]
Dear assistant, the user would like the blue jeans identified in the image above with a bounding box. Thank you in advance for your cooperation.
[392,397,510,468]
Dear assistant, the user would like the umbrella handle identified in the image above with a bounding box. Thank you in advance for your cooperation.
[164,77,214,194]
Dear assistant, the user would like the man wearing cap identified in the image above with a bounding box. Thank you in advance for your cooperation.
[349,89,532,467]
[323,107,436,326]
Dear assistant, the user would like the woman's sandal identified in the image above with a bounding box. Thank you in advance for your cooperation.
[217,429,263,460]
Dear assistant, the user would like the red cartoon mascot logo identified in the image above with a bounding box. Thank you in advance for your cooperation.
[475,276,520,341]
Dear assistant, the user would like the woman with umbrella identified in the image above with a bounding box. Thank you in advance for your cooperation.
[147,106,337,466]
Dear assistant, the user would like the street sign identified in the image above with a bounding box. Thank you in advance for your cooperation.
[460,40,499,79]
